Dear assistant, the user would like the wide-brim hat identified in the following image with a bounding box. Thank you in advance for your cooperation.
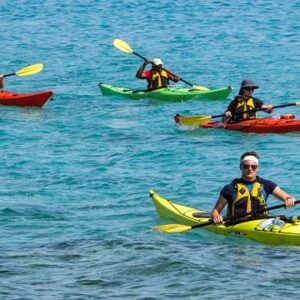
[240,79,259,89]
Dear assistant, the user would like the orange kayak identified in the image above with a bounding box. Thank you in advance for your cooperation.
[200,115,300,133]
[0,90,53,107]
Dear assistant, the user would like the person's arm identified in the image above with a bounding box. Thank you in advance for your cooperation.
[261,104,273,113]
[0,74,4,89]
[255,98,273,113]
[272,186,295,207]
[136,61,149,79]
[222,100,236,123]
[167,71,180,82]
[211,195,228,223]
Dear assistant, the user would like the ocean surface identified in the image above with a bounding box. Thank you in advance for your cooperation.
[1,0,300,299]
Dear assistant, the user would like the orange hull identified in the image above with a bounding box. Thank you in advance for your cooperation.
[201,117,300,133]
[0,90,53,107]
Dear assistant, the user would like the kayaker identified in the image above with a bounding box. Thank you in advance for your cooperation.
[211,151,296,224]
[222,80,273,123]
[136,58,180,90]
[0,74,4,88]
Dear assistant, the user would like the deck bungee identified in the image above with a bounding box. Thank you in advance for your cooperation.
[99,83,232,101]
[0,90,53,107]
[149,190,300,246]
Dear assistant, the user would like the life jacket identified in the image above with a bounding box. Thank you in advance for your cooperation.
[227,179,268,218]
[148,69,169,89]
[234,97,257,120]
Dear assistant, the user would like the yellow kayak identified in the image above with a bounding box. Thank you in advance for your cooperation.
[149,190,300,246]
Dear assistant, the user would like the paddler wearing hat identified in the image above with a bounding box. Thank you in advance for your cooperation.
[136,58,180,90]
[222,80,273,123]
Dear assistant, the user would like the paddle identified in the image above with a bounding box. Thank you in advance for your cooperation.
[3,64,44,78]
[113,39,208,91]
[155,200,300,233]
[175,101,300,126]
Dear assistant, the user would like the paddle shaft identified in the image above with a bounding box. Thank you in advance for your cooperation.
[132,50,194,87]
[191,200,300,230]
[3,73,16,78]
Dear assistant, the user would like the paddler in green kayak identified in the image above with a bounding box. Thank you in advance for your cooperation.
[211,151,295,224]
[136,58,181,90]
[222,80,273,123]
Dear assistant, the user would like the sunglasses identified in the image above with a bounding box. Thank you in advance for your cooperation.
[242,164,258,170]
[244,87,254,91]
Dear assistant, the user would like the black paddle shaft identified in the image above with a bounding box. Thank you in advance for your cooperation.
[3,73,16,78]
[191,200,300,230]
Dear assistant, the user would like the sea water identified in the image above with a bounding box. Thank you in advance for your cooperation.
[1,0,300,299]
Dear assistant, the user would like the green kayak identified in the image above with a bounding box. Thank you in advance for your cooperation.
[99,83,232,101]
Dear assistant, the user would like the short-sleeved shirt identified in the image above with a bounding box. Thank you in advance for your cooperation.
[220,176,277,204]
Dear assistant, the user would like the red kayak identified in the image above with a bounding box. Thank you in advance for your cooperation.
[0,90,53,107]
[200,115,300,133]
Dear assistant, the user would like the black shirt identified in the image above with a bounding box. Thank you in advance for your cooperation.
[226,96,264,121]
[220,176,277,205]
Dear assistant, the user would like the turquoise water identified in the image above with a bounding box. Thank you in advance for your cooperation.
[1,0,300,299]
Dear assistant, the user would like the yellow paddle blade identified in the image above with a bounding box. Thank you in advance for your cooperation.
[296,101,300,106]
[175,115,212,126]
[191,85,210,91]
[15,64,44,77]
[113,39,133,54]
[154,223,192,233]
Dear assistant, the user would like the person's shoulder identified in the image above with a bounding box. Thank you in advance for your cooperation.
[143,70,151,78]
[253,96,263,103]
[231,96,240,102]
[223,178,240,189]
[257,176,277,188]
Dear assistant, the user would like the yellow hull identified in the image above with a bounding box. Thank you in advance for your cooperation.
[149,190,300,246]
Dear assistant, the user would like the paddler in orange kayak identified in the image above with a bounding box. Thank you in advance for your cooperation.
[222,80,273,123]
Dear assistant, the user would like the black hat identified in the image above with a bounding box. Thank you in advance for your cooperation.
[240,80,259,89]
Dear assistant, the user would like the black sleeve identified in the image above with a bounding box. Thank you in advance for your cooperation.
[253,97,264,108]
[220,183,235,200]
[226,98,238,113]
[260,178,277,194]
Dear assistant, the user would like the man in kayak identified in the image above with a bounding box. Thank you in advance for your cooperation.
[136,58,180,90]
[211,151,295,224]
[0,74,4,88]
[222,80,273,123]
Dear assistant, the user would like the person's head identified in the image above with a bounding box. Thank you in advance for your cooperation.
[151,58,163,70]
[238,80,259,97]
[240,151,259,181]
